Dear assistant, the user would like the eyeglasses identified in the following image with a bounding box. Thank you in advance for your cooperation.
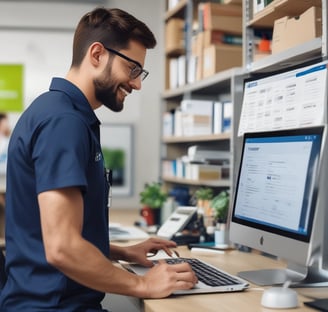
[104,47,149,81]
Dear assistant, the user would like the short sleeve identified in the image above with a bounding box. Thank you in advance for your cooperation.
[32,114,91,194]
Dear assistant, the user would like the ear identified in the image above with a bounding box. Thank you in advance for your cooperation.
[88,42,106,68]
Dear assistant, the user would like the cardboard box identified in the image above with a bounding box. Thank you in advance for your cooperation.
[205,15,242,34]
[200,2,242,34]
[182,114,212,136]
[203,29,242,47]
[187,164,230,181]
[202,44,242,78]
[190,164,223,181]
[272,6,322,54]
[165,18,185,54]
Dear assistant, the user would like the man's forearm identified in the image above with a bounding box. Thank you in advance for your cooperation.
[109,244,129,261]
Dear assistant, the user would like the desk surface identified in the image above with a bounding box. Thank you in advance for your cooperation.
[109,209,325,312]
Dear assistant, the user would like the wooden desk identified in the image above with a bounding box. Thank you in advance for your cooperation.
[109,210,324,311]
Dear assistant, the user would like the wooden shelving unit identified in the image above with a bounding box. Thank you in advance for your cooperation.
[161,0,244,198]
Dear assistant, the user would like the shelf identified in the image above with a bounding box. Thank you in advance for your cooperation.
[165,48,185,58]
[162,67,244,100]
[163,133,230,143]
[161,1,245,198]
[165,0,188,21]
[162,176,231,187]
[249,0,322,28]
[248,37,322,73]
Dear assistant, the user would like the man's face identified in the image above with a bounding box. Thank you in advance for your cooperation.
[93,41,147,112]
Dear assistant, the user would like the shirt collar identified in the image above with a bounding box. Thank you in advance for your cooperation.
[49,77,100,127]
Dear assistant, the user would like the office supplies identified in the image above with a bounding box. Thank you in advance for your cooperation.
[230,125,328,287]
[123,256,248,295]
[190,248,225,256]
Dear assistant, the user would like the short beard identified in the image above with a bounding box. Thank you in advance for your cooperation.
[93,60,123,112]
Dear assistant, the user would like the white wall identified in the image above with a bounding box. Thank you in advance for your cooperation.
[0,0,165,209]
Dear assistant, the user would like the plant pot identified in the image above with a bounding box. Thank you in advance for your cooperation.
[215,223,229,246]
[141,206,162,226]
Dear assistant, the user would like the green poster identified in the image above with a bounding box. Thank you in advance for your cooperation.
[0,64,23,112]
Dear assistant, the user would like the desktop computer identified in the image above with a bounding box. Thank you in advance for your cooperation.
[229,60,328,287]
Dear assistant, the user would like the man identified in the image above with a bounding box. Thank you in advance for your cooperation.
[0,7,197,311]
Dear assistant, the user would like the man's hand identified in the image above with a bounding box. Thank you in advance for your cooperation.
[139,261,198,298]
[123,237,178,267]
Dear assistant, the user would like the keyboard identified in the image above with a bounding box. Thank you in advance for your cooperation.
[124,255,248,295]
[154,257,242,287]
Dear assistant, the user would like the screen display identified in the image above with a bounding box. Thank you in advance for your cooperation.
[232,127,324,242]
[238,62,327,136]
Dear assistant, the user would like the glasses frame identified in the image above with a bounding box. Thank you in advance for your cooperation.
[104,46,149,81]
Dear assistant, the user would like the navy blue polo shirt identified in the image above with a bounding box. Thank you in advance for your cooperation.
[0,78,110,311]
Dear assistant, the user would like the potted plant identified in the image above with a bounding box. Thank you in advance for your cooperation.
[194,187,213,215]
[211,190,230,245]
[139,182,168,225]
[211,190,230,225]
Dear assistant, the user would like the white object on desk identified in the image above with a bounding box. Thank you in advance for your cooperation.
[190,248,225,256]
[261,281,299,309]
[157,206,197,239]
[109,224,149,241]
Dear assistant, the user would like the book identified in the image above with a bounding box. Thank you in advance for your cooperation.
[188,145,231,162]
[180,99,214,116]
[173,108,183,136]
[177,55,186,87]
[223,101,232,133]
[213,101,223,134]
[162,112,174,137]
[169,58,179,89]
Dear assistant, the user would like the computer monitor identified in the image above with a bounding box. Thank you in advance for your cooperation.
[238,61,327,136]
[229,126,328,287]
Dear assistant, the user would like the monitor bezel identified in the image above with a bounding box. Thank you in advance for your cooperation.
[243,57,324,86]
[231,126,325,243]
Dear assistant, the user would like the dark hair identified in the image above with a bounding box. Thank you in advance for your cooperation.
[71,7,156,67]
[0,113,7,122]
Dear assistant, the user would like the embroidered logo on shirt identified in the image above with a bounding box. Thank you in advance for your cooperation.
[95,152,102,162]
